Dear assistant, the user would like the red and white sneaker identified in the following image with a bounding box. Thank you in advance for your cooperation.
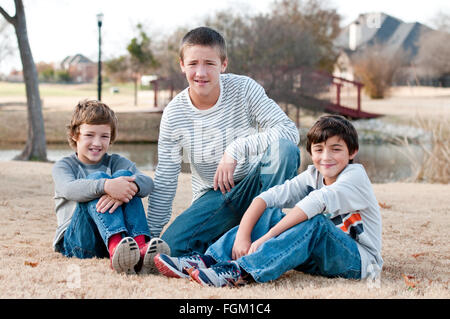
[110,237,140,275]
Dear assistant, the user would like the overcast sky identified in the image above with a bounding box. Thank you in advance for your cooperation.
[0,0,449,74]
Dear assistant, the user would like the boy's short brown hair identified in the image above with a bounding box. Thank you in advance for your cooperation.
[306,115,359,163]
[179,26,227,62]
[67,100,118,149]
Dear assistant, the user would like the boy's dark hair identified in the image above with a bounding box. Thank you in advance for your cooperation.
[67,99,118,149]
[180,26,227,62]
[306,115,359,163]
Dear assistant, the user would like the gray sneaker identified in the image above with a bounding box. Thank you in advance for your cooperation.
[138,238,171,275]
[110,237,140,275]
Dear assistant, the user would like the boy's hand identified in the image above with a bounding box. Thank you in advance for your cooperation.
[214,152,237,194]
[96,195,123,214]
[246,207,308,255]
[104,176,138,203]
[247,232,272,255]
[232,236,252,260]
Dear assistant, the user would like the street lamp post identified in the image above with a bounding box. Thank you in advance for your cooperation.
[96,13,104,101]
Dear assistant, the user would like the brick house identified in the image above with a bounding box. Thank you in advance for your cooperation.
[60,54,97,83]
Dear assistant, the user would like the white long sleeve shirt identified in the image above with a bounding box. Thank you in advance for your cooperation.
[147,73,299,237]
[257,164,383,279]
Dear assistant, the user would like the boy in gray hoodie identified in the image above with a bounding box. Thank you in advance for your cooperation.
[154,115,382,286]
[52,100,169,274]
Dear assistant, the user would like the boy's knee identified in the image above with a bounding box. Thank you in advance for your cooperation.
[261,139,300,175]
[86,171,110,180]
[161,232,188,257]
[308,214,333,231]
[277,138,300,158]
[112,169,133,178]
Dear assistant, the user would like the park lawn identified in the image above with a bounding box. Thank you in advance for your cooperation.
[0,81,137,97]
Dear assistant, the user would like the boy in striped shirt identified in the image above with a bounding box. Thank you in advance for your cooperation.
[147,27,300,256]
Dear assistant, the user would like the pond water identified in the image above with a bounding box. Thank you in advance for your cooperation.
[0,142,424,183]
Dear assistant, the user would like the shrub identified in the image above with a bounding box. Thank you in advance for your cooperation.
[352,43,406,99]
[398,116,450,184]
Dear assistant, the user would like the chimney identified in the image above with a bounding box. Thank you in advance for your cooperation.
[349,20,361,50]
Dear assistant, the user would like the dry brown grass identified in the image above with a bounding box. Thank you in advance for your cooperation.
[0,84,449,299]
[0,161,449,299]
[397,116,450,184]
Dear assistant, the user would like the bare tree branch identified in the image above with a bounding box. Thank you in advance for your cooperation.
[0,6,16,26]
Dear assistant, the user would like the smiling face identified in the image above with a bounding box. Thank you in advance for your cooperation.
[311,135,357,185]
[180,45,228,109]
[73,123,111,164]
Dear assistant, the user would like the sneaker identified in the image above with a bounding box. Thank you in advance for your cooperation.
[110,237,140,275]
[190,260,246,287]
[137,238,171,275]
[154,253,216,279]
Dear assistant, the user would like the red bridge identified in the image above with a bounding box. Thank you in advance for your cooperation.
[149,71,383,121]
[314,71,382,119]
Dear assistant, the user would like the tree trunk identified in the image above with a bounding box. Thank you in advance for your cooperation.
[1,0,47,161]
[134,76,138,106]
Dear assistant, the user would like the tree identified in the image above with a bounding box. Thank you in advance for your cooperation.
[352,43,407,99]
[152,26,188,92]
[270,0,341,72]
[415,13,450,84]
[36,62,55,82]
[127,24,159,106]
[105,55,133,83]
[0,0,47,161]
[203,3,334,113]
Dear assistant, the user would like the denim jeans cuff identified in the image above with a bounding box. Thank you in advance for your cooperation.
[129,231,151,240]
[236,259,263,283]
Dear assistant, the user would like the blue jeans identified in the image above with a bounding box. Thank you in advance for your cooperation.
[206,209,362,282]
[161,139,301,257]
[61,170,151,259]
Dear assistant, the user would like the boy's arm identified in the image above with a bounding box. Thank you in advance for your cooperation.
[233,171,312,258]
[257,171,312,209]
[110,155,154,197]
[146,111,182,238]
[248,206,308,255]
[52,160,105,202]
[232,197,267,259]
[225,77,299,163]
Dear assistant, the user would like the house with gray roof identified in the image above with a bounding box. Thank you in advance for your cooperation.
[59,54,97,83]
[333,12,441,85]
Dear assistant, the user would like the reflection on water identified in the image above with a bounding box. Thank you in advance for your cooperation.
[300,143,423,183]
[0,142,423,183]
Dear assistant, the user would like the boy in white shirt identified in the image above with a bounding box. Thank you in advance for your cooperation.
[154,115,383,286]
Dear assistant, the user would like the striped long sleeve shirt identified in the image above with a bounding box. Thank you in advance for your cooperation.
[147,73,299,237]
